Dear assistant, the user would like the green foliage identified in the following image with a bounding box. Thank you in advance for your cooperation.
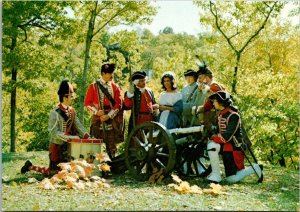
[2,1,298,170]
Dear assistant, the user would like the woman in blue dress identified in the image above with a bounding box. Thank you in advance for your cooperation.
[157,71,183,129]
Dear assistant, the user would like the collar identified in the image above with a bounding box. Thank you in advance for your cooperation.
[220,107,231,115]
[100,78,112,86]
[136,86,145,93]
[58,103,69,112]
[207,80,213,86]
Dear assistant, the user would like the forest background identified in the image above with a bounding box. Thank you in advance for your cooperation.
[2,1,299,171]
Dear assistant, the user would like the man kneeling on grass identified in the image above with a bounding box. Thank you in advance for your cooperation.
[21,80,90,175]
[206,91,263,184]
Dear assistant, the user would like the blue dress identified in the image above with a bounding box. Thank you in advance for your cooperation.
[157,91,183,129]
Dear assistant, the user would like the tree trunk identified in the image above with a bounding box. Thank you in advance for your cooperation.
[232,53,240,94]
[10,36,17,152]
[79,2,98,123]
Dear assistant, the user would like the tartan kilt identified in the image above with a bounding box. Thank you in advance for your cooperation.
[90,112,125,152]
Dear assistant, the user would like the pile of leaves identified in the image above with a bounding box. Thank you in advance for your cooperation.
[168,174,227,195]
[39,153,111,190]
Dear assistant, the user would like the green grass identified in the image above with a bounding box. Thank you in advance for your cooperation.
[2,151,299,211]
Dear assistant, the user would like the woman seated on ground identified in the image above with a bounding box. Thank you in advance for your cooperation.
[157,71,183,129]
[206,90,263,183]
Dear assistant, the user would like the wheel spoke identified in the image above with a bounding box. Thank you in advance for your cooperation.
[155,158,166,169]
[148,126,154,143]
[132,136,144,147]
[196,158,206,169]
[136,161,146,174]
[157,152,169,158]
[139,129,148,144]
[129,158,139,164]
[154,143,166,151]
[193,160,199,175]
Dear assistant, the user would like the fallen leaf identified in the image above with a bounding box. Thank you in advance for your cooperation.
[57,163,72,171]
[171,174,182,184]
[28,177,38,184]
[40,178,55,190]
[98,163,111,172]
[96,153,105,161]
[90,176,101,182]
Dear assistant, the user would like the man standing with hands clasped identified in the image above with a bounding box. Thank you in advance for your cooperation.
[84,63,124,158]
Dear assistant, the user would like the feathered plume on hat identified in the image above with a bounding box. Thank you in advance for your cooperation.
[197,60,212,75]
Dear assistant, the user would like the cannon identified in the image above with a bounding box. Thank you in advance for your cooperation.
[111,121,212,181]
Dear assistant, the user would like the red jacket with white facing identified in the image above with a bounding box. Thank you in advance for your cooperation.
[211,107,245,170]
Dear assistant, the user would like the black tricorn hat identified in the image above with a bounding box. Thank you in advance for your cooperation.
[197,66,212,75]
[209,90,233,107]
[131,70,147,81]
[197,61,212,75]
[101,63,116,73]
[184,69,197,77]
[57,80,74,96]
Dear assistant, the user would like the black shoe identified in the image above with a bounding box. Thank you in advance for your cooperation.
[258,164,264,183]
[21,160,33,174]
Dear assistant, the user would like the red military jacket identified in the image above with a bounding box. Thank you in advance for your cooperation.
[124,87,156,131]
[203,81,225,112]
[84,79,122,118]
[211,107,244,170]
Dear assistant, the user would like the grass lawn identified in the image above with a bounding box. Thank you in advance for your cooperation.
[2,151,299,211]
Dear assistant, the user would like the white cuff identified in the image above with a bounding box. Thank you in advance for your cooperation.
[108,109,119,119]
[127,92,134,98]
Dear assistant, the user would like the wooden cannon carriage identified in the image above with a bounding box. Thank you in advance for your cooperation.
[110,121,212,181]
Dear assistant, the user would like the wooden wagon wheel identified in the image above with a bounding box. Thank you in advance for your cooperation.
[176,134,211,177]
[124,121,176,181]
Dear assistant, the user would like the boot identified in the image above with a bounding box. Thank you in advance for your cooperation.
[21,160,33,174]
[207,142,222,183]
[225,163,263,183]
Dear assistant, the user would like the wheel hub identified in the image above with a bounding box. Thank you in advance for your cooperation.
[136,146,147,160]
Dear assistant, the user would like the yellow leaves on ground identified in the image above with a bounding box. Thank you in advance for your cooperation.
[96,153,111,162]
[98,163,111,172]
[40,159,110,190]
[168,174,227,195]
[148,168,164,184]
[40,178,55,190]
[203,183,227,195]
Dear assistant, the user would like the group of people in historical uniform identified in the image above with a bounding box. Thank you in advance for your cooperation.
[21,62,263,184]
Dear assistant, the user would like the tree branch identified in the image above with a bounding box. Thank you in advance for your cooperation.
[209,1,238,53]
[92,5,129,37]
[228,30,240,40]
[30,23,52,36]
[239,2,277,54]
[18,25,28,43]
